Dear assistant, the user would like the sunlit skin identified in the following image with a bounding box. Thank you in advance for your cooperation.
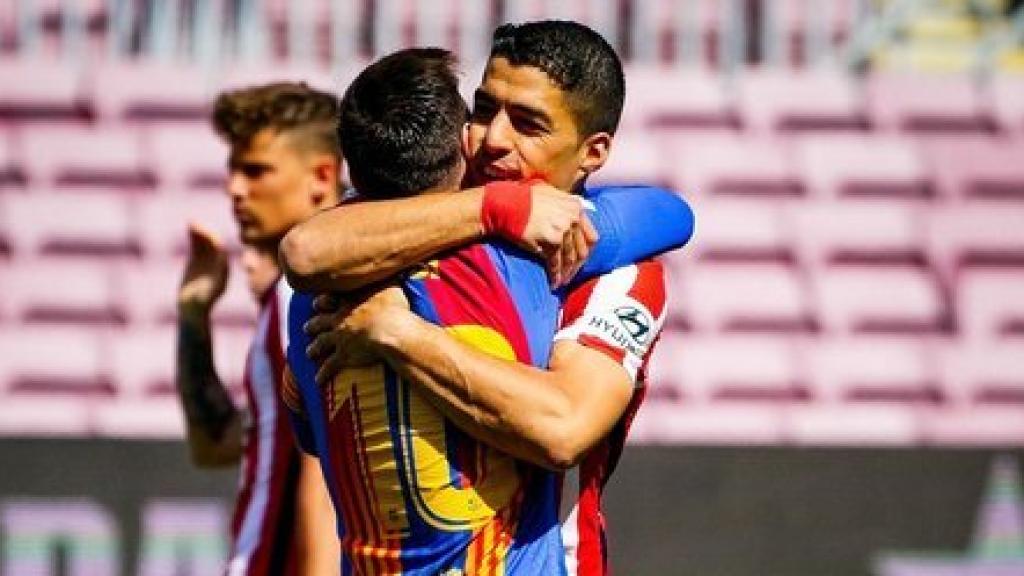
[466,56,612,193]
[226,128,336,247]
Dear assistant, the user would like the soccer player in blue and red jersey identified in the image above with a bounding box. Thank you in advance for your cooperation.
[283,23,691,575]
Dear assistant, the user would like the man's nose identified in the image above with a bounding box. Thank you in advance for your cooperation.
[483,110,514,154]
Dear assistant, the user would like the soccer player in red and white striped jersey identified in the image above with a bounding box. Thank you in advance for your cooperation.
[175,83,342,576]
[555,260,668,575]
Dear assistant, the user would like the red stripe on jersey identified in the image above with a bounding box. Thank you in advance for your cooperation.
[626,260,667,319]
[578,334,627,367]
[575,440,610,576]
[230,347,259,540]
[560,275,599,329]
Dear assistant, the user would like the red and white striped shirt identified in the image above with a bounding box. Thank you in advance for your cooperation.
[554,260,668,576]
[227,278,301,576]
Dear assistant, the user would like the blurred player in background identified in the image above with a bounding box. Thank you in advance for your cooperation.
[175,82,341,576]
[284,21,689,576]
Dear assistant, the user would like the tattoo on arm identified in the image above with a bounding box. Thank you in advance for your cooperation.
[176,319,238,441]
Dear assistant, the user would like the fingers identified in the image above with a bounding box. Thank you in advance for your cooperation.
[305,332,335,364]
[580,213,599,246]
[313,293,342,313]
[187,221,224,254]
[545,242,564,288]
[315,353,344,387]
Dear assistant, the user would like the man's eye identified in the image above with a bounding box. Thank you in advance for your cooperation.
[242,165,267,178]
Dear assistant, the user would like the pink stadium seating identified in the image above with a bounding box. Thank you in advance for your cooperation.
[90,62,211,122]
[794,134,931,199]
[928,203,1024,272]
[629,0,723,66]
[678,262,814,332]
[5,257,124,325]
[665,133,802,197]
[956,270,1024,340]
[921,405,1024,446]
[2,190,138,256]
[786,404,921,445]
[0,326,111,395]
[217,62,342,97]
[118,259,257,327]
[794,200,926,266]
[0,59,86,120]
[737,68,866,132]
[148,125,229,190]
[136,193,239,257]
[0,131,23,187]
[689,197,794,262]
[93,398,184,438]
[940,341,1024,405]
[922,135,1024,200]
[814,266,946,334]
[990,74,1024,133]
[806,337,940,403]
[21,126,154,187]
[649,333,808,402]
[620,65,737,130]
[108,327,176,398]
[868,73,995,133]
[630,401,785,445]
[591,133,666,186]
[0,396,92,436]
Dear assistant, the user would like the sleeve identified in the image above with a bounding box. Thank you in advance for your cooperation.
[573,185,694,283]
[285,292,318,455]
[555,260,669,385]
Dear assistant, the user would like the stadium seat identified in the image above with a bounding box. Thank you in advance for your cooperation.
[665,133,802,197]
[794,200,927,266]
[217,62,342,97]
[6,257,124,325]
[590,133,666,186]
[21,126,154,188]
[737,68,866,132]
[630,401,785,445]
[649,333,809,402]
[0,326,111,396]
[928,202,1024,273]
[620,65,737,130]
[956,269,1024,340]
[0,396,92,436]
[629,0,723,66]
[108,327,176,398]
[93,398,184,439]
[0,59,87,120]
[678,262,814,332]
[806,336,941,403]
[90,62,211,122]
[3,190,138,256]
[136,193,239,258]
[794,134,931,199]
[0,131,24,188]
[118,259,257,328]
[940,340,1024,405]
[922,135,1024,200]
[689,197,795,262]
[148,126,229,190]
[785,404,921,445]
[867,73,995,133]
[814,265,947,334]
[990,74,1024,133]
[921,405,1024,445]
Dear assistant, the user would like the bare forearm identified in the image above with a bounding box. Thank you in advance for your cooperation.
[176,310,241,466]
[372,314,580,470]
[280,189,486,292]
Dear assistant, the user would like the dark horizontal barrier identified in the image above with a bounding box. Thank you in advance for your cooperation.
[0,440,1021,576]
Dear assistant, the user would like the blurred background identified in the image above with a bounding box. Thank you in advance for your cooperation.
[0,0,1023,574]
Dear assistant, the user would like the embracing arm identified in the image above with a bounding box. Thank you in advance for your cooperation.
[371,312,634,471]
[280,183,591,292]
[294,453,340,576]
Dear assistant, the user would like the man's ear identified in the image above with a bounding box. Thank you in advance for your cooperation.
[578,132,612,177]
[309,155,340,207]
[461,123,472,158]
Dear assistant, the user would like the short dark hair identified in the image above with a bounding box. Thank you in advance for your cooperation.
[490,20,625,137]
[339,48,468,199]
[212,82,340,158]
